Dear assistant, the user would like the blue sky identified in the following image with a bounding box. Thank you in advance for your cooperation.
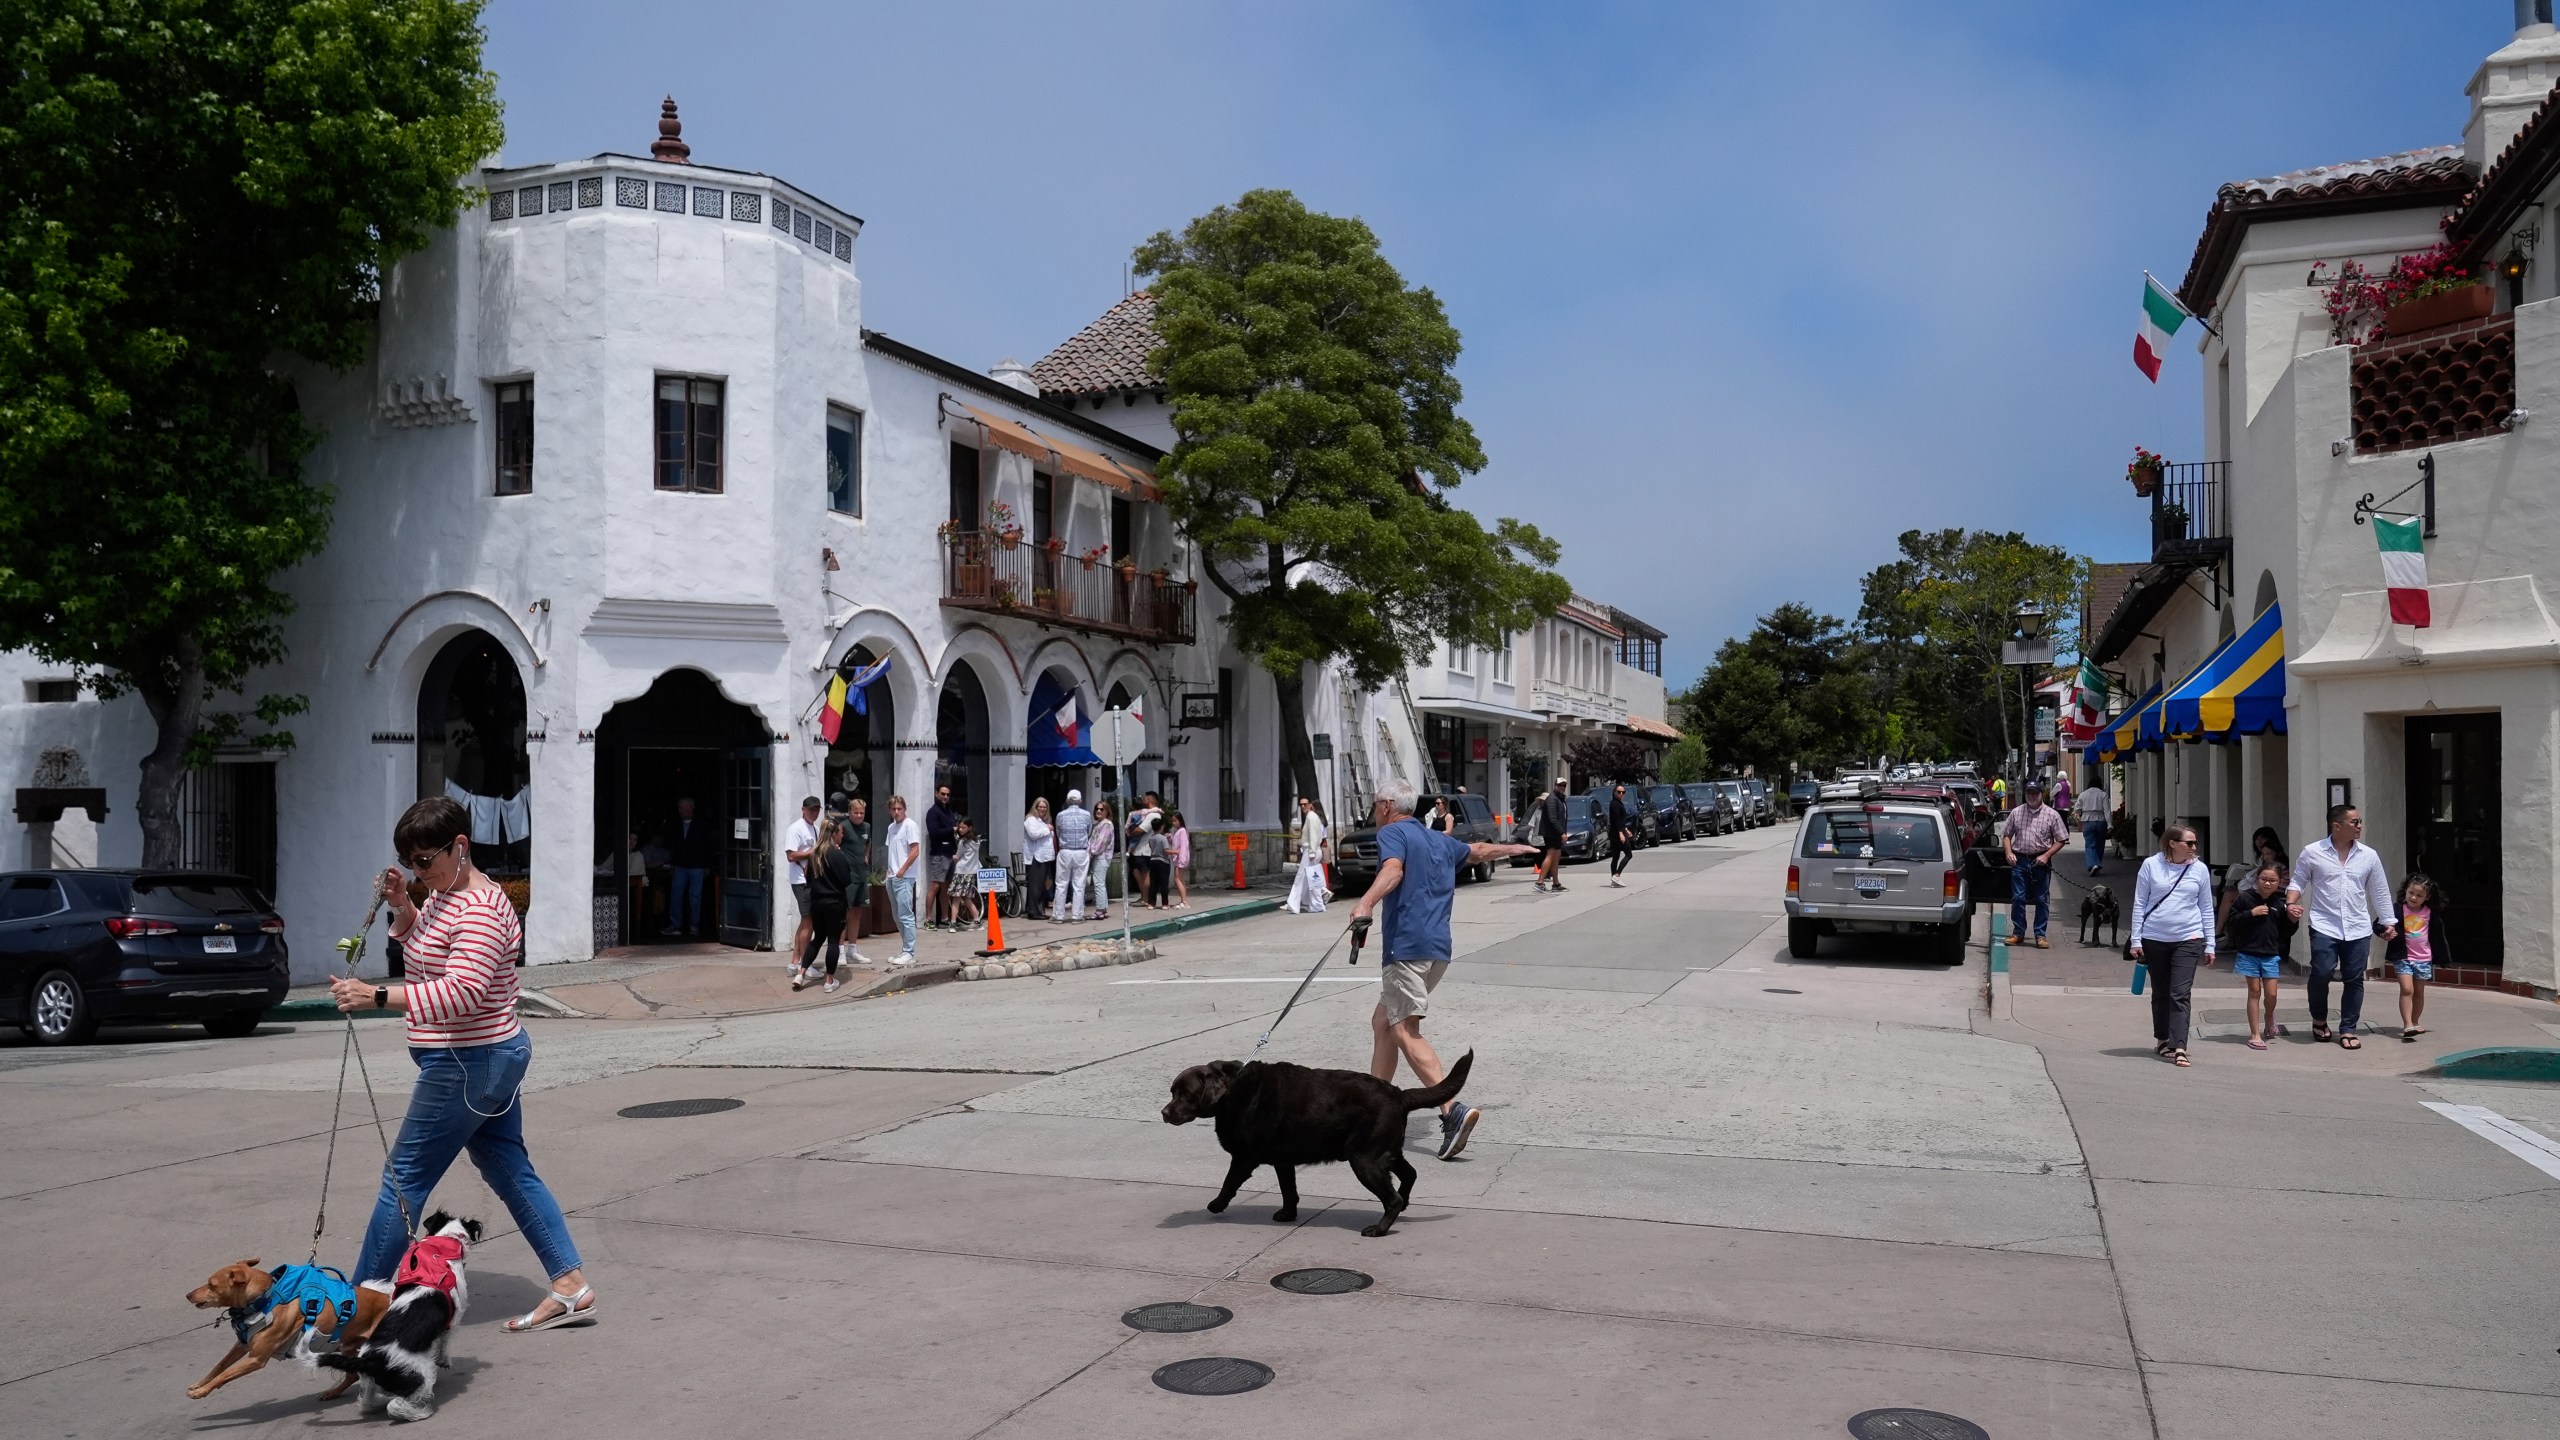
[483,1,2513,684]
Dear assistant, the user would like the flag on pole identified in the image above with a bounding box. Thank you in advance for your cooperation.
[843,655,890,715]
[2070,654,2109,731]
[2135,273,2191,382]
[2375,514,2431,626]
[1052,695,1079,741]
[818,674,849,743]
[1125,694,1146,727]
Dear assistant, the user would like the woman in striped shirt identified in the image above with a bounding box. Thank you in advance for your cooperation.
[329,796,597,1333]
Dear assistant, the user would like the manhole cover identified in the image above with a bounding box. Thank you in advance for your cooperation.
[616,1097,745,1119]
[1270,1267,1372,1295]
[1122,1302,1232,1333]
[1846,1409,1990,1440]
[1151,1357,1273,1396]
[1764,987,1802,994]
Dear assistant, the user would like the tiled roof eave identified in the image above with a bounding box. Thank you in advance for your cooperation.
[2175,150,2474,316]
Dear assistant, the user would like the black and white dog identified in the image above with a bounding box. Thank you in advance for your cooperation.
[311,1212,481,1422]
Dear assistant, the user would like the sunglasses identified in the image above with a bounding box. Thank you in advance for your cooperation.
[405,837,459,871]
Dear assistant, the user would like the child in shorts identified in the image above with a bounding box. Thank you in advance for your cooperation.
[2224,859,2294,1050]
[2390,873,2437,1041]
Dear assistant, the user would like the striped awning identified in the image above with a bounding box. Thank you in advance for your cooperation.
[2161,603,2286,740]
[2093,682,2162,762]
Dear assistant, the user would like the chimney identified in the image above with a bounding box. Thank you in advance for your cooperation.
[651,97,691,164]
[989,358,1039,395]
[2467,3,2560,168]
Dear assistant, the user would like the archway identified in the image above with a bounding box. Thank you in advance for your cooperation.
[417,630,530,877]
[823,644,898,822]
[594,669,775,950]
[936,662,993,832]
[2254,569,2279,618]
[1026,668,1097,822]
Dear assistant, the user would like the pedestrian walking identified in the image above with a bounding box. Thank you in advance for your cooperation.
[1284,795,1330,913]
[1167,810,1192,908]
[1606,783,1635,887]
[883,795,923,964]
[2052,771,2073,814]
[2075,774,2112,874]
[1347,780,1539,1160]
[1021,797,1056,922]
[1534,778,1569,893]
[2286,805,2395,1049]
[1085,798,1117,919]
[840,798,871,954]
[1990,775,2007,812]
[2129,824,2215,1067]
[327,796,597,1333]
[794,819,861,992]
[665,796,714,938]
[1427,796,1457,835]
[2003,779,2068,946]
[784,795,823,971]
[924,785,958,929]
[2225,858,2295,1050]
[1051,790,1092,921]
[2389,872,2439,1041]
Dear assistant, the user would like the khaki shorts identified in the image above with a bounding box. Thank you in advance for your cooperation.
[1380,959,1449,1025]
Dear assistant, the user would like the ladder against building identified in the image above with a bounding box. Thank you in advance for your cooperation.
[1394,678,1440,793]
[1339,688,1374,807]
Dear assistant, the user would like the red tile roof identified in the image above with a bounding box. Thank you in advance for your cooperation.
[2449,90,2560,259]
[2176,146,2473,314]
[1031,292,1161,398]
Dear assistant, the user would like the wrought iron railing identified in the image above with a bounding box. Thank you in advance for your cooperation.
[941,533,1196,645]
[2146,460,2230,564]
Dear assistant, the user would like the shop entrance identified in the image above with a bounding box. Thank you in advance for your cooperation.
[595,670,775,950]
[2405,713,2501,974]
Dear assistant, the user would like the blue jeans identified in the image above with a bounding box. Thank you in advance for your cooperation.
[889,875,918,952]
[2010,859,2052,939]
[670,866,708,932]
[2307,931,2371,1034]
[354,1032,581,1285]
[2084,822,2108,872]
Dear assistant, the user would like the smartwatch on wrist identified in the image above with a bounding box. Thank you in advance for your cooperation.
[374,987,389,1010]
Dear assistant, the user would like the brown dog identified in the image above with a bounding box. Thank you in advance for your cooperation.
[1162,1050,1472,1236]
[185,1259,389,1401]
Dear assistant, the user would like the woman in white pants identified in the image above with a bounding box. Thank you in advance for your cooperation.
[1284,796,1330,913]
[1084,799,1118,919]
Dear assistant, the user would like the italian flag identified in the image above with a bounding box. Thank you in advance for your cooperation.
[2376,514,2431,627]
[2135,274,2191,382]
[2070,654,2109,730]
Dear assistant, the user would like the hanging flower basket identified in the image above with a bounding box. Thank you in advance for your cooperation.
[2127,447,2165,497]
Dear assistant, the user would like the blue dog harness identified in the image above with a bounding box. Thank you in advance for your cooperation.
[229,1264,360,1346]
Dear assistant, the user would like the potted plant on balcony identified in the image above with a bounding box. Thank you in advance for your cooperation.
[987,500,1024,549]
[2153,501,2191,547]
[1078,543,1109,570]
[1033,585,1065,616]
[990,576,1022,609]
[2127,447,2165,497]
[2381,244,2489,337]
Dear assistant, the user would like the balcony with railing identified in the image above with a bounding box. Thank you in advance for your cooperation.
[2144,460,2230,567]
[940,532,1196,645]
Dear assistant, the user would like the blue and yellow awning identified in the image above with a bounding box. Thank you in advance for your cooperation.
[2163,603,2285,740]
[2094,682,2162,762]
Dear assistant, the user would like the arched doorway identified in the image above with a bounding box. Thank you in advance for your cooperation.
[823,645,897,821]
[418,631,530,878]
[594,670,775,949]
[936,663,992,831]
[1026,668,1096,820]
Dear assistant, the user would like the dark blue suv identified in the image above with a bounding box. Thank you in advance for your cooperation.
[1,871,290,1045]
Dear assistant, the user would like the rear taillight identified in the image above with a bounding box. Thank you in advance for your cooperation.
[1786,865,1800,896]
[105,917,177,938]
[260,917,285,935]
[1943,869,1960,900]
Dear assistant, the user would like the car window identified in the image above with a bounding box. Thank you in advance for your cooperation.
[132,878,266,916]
[1458,795,1493,826]
[0,876,65,921]
[1566,797,1597,825]
[1800,812,1944,862]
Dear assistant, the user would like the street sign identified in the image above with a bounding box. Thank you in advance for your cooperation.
[1311,732,1333,760]
[2000,638,2055,666]
[1226,832,1249,852]
[1094,707,1146,766]
[2034,706,2056,742]
[976,867,1009,895]
[1179,691,1224,728]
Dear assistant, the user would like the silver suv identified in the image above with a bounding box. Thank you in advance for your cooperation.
[1783,795,1970,963]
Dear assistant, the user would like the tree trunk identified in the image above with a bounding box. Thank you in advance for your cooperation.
[1270,664,1324,818]
[133,634,206,868]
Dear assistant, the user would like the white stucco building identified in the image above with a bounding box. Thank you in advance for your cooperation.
[2092,6,2560,998]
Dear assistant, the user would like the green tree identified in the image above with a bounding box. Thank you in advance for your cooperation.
[1855,529,2083,765]
[1135,190,1571,805]
[0,0,504,863]
[1564,732,1651,785]
[1659,733,1708,785]
[1685,603,1873,778]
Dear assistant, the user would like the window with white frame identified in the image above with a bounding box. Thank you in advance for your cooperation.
[1448,642,1474,676]
[1492,641,1513,684]
[826,404,861,515]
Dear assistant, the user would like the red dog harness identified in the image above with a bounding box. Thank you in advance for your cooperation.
[394,1235,466,1299]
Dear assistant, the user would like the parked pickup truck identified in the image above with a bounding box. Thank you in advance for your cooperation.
[1333,791,1503,893]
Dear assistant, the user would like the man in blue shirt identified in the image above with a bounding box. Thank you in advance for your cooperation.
[1349,780,1537,1160]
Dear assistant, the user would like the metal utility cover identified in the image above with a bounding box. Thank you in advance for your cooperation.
[616,1097,745,1119]
[1846,1409,1991,1440]
[1121,1302,1232,1334]
[1151,1357,1274,1396]
[1270,1267,1372,1295]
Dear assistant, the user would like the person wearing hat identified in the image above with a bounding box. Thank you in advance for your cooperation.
[2002,778,2069,947]
[1050,788,1093,922]
[1534,777,1571,894]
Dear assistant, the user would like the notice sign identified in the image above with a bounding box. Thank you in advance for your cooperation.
[733,818,751,839]
[976,867,1009,895]
[1227,832,1249,852]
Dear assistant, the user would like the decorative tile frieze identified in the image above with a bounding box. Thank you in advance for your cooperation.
[654,181,686,213]
[518,186,544,216]
[814,220,834,254]
[731,191,761,223]
[792,209,812,243]
[771,199,791,231]
[616,176,648,208]
[835,231,852,261]
[693,186,723,217]
[488,189,514,220]
[547,180,573,212]
[578,176,603,208]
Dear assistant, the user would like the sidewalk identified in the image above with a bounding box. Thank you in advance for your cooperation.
[276,882,1291,1022]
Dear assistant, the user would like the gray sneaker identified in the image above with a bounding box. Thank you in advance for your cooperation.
[1437,1103,1479,1161]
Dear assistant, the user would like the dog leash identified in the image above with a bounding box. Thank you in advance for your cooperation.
[1250,916,1370,1057]
[306,883,417,1265]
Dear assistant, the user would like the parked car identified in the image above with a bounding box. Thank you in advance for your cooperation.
[1715,780,1750,829]
[1680,782,1734,835]
[1787,777,1820,814]
[1335,791,1502,891]
[1644,784,1696,842]
[1783,795,1971,964]
[1590,786,1659,847]
[1509,793,1604,865]
[1740,778,1774,826]
[1,870,290,1045]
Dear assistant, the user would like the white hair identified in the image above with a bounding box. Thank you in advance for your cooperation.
[1374,780,1417,817]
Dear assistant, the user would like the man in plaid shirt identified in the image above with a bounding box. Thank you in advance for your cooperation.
[2003,779,2069,947]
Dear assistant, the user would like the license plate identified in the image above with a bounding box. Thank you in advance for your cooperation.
[202,935,237,954]
[1855,878,1887,899]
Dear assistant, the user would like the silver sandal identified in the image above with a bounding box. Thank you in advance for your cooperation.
[505,1283,598,1333]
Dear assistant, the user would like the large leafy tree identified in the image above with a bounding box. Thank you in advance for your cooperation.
[1856,529,2083,764]
[0,0,503,864]
[1686,603,1872,778]
[1136,190,1571,805]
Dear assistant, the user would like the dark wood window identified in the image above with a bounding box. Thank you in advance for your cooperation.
[656,377,724,492]
[948,443,980,529]
[826,405,861,516]
[494,381,533,494]
[1110,495,1132,563]
[28,680,77,703]
[1032,472,1054,547]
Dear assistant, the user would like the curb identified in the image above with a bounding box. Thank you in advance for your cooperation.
[1117,895,1283,944]
[272,997,399,1021]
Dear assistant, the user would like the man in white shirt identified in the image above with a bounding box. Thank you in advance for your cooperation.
[882,795,925,965]
[784,796,822,972]
[2075,778,2112,874]
[2286,804,2396,1048]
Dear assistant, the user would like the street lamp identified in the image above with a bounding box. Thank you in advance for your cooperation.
[2003,601,2053,804]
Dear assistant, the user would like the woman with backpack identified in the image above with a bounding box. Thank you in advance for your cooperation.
[2129,823,2216,1067]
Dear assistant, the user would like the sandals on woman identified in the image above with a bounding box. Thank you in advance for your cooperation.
[2338,1034,2362,1050]
[506,1284,598,1334]
[2246,1035,2268,1051]
[2170,1049,2191,1067]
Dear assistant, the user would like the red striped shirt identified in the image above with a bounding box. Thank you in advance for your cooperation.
[400,885,522,1047]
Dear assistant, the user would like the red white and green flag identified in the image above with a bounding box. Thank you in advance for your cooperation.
[2069,654,2109,732]
[2134,273,2191,382]
[2375,514,2431,627]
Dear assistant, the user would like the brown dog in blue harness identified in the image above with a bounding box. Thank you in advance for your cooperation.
[185,1258,390,1400]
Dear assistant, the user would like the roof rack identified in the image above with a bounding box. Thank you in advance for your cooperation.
[1816,778,1883,803]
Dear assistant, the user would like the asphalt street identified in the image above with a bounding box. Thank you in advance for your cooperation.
[3,824,2555,1437]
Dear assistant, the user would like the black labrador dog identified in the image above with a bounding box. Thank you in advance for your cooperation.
[2078,882,2120,948]
[1162,1051,1473,1237]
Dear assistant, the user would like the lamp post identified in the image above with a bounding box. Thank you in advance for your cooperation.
[2002,600,2053,803]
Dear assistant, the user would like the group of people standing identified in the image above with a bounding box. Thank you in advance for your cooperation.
[2130,804,2443,1067]
[1023,790,1190,923]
